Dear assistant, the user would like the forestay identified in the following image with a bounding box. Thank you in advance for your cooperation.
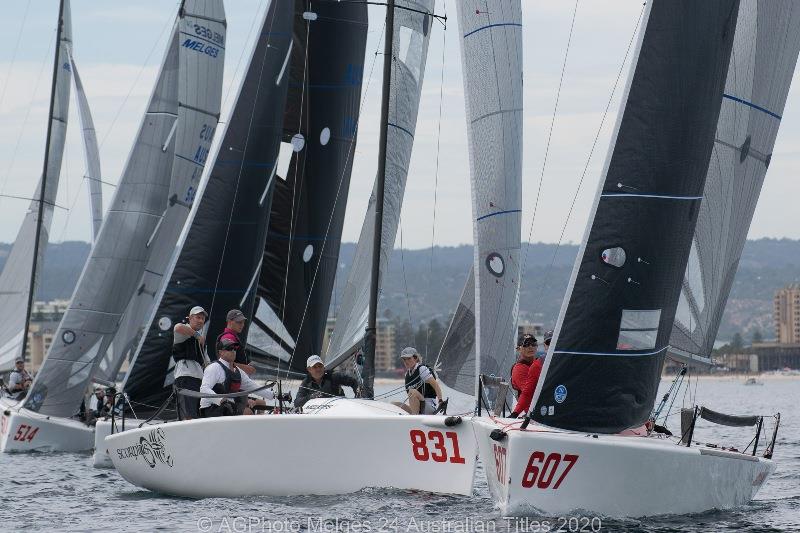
[26,1,225,417]
[437,1,523,397]
[123,0,295,409]
[95,0,226,385]
[256,0,368,375]
[325,0,435,370]
[669,0,800,366]
[531,1,740,434]
[69,55,103,241]
[0,0,72,372]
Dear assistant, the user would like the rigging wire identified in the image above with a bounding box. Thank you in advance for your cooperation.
[0,0,33,116]
[524,1,646,314]
[424,0,448,359]
[519,0,580,282]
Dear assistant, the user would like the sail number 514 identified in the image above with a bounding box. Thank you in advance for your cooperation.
[521,451,578,489]
[409,430,466,464]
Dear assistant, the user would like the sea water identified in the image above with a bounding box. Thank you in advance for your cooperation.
[1,378,798,532]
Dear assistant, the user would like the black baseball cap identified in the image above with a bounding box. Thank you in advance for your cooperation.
[544,330,554,344]
[216,337,240,351]
[517,334,538,347]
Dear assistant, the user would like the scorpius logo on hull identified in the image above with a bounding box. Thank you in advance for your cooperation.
[116,428,174,469]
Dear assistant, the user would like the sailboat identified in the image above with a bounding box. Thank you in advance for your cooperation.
[472,0,800,517]
[0,0,225,453]
[105,0,478,498]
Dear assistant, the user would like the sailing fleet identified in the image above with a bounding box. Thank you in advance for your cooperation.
[1,0,799,520]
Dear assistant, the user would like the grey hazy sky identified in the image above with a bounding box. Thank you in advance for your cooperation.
[1,1,798,249]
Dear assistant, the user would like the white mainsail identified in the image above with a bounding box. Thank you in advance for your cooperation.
[325,0,435,369]
[669,0,800,365]
[437,1,523,397]
[25,1,225,417]
[0,0,73,372]
[69,54,103,241]
[95,0,226,385]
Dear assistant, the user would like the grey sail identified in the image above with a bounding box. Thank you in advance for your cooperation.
[325,0,435,369]
[436,268,476,395]
[530,1,739,434]
[0,1,72,372]
[25,2,224,417]
[95,0,226,385]
[436,1,523,397]
[69,54,103,241]
[669,0,800,366]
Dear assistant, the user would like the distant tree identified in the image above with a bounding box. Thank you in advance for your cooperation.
[395,320,415,352]
[731,332,744,351]
[426,319,445,359]
[751,329,763,345]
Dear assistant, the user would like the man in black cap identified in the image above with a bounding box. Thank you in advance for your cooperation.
[510,331,552,417]
[216,309,255,376]
[510,334,538,398]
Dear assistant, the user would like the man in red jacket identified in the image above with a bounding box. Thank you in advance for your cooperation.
[510,330,552,417]
[510,333,538,397]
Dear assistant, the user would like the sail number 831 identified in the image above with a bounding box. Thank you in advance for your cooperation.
[409,430,466,464]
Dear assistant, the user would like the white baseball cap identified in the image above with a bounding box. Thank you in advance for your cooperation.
[189,305,207,317]
[306,355,324,368]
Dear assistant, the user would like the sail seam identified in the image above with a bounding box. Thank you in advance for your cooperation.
[388,122,414,138]
[601,193,702,200]
[476,208,521,221]
[470,107,523,124]
[463,22,522,38]
[178,101,220,120]
[554,346,668,357]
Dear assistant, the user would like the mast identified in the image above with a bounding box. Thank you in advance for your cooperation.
[363,0,395,399]
[21,0,66,360]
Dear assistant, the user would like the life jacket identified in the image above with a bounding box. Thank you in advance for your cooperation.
[172,325,204,365]
[303,372,345,397]
[8,370,30,399]
[510,358,532,395]
[211,360,242,394]
[405,364,437,399]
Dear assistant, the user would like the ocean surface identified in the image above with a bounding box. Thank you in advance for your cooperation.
[1,377,798,532]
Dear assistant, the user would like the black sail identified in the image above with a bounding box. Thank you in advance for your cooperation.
[123,1,295,407]
[531,0,740,434]
[257,0,368,373]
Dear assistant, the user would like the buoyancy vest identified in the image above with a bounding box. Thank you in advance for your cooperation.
[173,327,204,365]
[211,360,242,394]
[405,364,437,399]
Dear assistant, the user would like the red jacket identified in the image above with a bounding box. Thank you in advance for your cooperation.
[510,358,532,395]
[513,358,543,414]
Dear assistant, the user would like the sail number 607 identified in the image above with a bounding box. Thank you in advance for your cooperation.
[521,451,578,489]
[409,430,466,464]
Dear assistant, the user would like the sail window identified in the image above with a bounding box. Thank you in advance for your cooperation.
[303,244,314,263]
[291,133,305,152]
[62,330,76,345]
[320,127,331,146]
[276,141,293,180]
[601,247,626,268]
[486,252,505,277]
[398,26,423,83]
[302,11,318,21]
[616,309,660,350]
[158,317,172,331]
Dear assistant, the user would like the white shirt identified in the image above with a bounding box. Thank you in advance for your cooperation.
[199,359,274,409]
[173,325,210,380]
[406,362,434,383]
[8,369,31,399]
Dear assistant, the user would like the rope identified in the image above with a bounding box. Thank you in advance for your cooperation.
[527,2,647,306]
[0,0,32,114]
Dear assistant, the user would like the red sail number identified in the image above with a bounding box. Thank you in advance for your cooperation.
[493,444,507,484]
[521,451,578,489]
[13,424,39,443]
[409,430,466,464]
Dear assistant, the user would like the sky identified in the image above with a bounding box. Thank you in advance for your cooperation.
[1,1,799,250]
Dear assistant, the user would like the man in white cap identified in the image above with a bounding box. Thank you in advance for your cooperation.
[173,305,210,420]
[294,355,360,408]
[395,347,443,414]
[7,358,32,401]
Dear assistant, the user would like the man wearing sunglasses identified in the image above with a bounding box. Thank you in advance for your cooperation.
[509,330,553,418]
[510,334,538,398]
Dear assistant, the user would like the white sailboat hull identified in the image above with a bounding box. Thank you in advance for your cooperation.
[473,417,774,518]
[106,399,477,497]
[0,400,93,453]
[93,417,150,467]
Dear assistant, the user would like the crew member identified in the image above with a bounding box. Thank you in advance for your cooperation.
[395,347,443,414]
[173,305,210,420]
[8,358,32,401]
[199,338,276,417]
[216,309,255,376]
[510,334,537,397]
[510,330,551,417]
[88,386,105,414]
[294,355,359,408]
